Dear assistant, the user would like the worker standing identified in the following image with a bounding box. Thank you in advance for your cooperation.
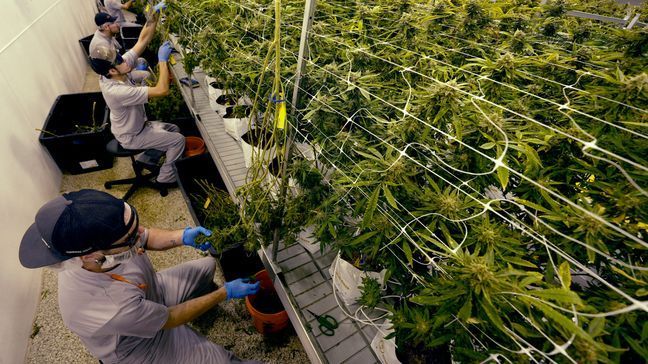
[19,189,263,363]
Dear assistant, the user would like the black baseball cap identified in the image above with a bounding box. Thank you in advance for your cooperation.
[19,189,131,268]
[95,12,118,27]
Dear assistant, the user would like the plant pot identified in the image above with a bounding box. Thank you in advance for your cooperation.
[223,105,253,141]
[329,252,387,307]
[395,341,451,364]
[184,136,206,157]
[240,129,276,168]
[245,269,290,334]
[174,153,264,280]
[371,319,400,364]
[39,92,113,174]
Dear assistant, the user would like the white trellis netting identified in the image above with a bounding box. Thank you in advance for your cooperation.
[163,0,647,362]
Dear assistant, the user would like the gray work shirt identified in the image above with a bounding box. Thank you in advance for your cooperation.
[98,49,149,141]
[105,0,127,24]
[57,251,233,363]
[89,29,122,57]
[58,251,167,362]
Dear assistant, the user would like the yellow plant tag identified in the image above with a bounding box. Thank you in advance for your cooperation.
[169,54,176,65]
[276,100,286,129]
[203,197,211,209]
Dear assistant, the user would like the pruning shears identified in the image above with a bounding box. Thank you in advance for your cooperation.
[307,309,339,336]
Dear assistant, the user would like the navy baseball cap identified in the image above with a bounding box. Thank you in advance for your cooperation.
[95,12,118,26]
[19,189,130,268]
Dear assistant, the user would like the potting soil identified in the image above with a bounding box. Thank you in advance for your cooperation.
[250,289,284,315]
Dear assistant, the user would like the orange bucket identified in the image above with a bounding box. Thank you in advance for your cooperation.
[184,136,206,157]
[245,270,289,334]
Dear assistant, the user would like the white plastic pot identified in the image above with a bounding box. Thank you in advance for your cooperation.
[241,139,276,169]
[371,319,401,364]
[329,252,386,307]
[223,117,251,141]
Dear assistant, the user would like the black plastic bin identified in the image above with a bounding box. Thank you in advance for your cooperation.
[120,25,142,50]
[174,153,264,281]
[39,92,113,174]
[79,34,93,62]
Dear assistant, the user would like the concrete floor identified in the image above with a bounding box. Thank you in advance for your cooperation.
[24,68,308,363]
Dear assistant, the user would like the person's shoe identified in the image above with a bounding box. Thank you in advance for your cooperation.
[154,180,178,189]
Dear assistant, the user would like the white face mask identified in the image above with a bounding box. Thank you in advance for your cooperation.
[97,244,138,270]
[96,229,146,270]
[48,257,84,273]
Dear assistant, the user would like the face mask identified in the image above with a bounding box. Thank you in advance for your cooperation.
[95,228,145,270]
[96,244,138,270]
[49,257,83,273]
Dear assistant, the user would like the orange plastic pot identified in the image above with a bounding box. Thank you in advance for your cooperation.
[184,136,206,157]
[245,270,289,334]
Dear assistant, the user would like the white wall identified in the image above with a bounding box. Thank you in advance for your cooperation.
[0,1,97,363]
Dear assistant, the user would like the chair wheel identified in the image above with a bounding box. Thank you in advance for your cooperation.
[160,189,168,197]
[104,183,112,189]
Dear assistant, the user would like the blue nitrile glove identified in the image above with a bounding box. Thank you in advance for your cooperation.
[182,226,212,251]
[224,278,261,300]
[157,41,174,62]
[153,1,166,13]
[135,58,148,71]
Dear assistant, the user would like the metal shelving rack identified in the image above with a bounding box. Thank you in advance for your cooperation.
[167,42,383,363]
[163,1,645,362]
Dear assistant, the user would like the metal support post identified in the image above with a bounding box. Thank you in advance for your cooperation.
[291,0,317,113]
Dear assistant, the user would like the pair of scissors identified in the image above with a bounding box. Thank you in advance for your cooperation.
[307,309,339,336]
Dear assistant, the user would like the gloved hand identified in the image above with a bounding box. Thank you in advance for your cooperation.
[157,41,174,62]
[182,226,212,251]
[224,278,261,300]
[153,1,166,13]
[135,58,148,71]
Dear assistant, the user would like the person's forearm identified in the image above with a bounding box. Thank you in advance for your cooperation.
[163,287,227,329]
[145,228,183,250]
[157,61,170,91]
[148,62,170,98]
[139,15,158,45]
[132,16,158,56]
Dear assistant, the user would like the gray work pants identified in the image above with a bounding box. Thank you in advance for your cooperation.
[119,121,185,183]
[156,257,265,364]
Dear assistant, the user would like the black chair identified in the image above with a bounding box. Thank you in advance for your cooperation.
[104,139,168,201]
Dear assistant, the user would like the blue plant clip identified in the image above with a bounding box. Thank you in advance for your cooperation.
[270,94,285,103]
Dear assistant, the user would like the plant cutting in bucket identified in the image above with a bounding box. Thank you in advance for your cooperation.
[245,269,289,335]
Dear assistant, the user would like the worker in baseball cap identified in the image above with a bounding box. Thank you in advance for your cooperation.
[19,189,261,363]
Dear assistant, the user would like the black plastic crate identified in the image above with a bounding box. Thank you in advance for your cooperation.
[79,34,93,62]
[120,25,142,50]
[39,92,113,174]
[174,153,264,280]
[120,25,142,39]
